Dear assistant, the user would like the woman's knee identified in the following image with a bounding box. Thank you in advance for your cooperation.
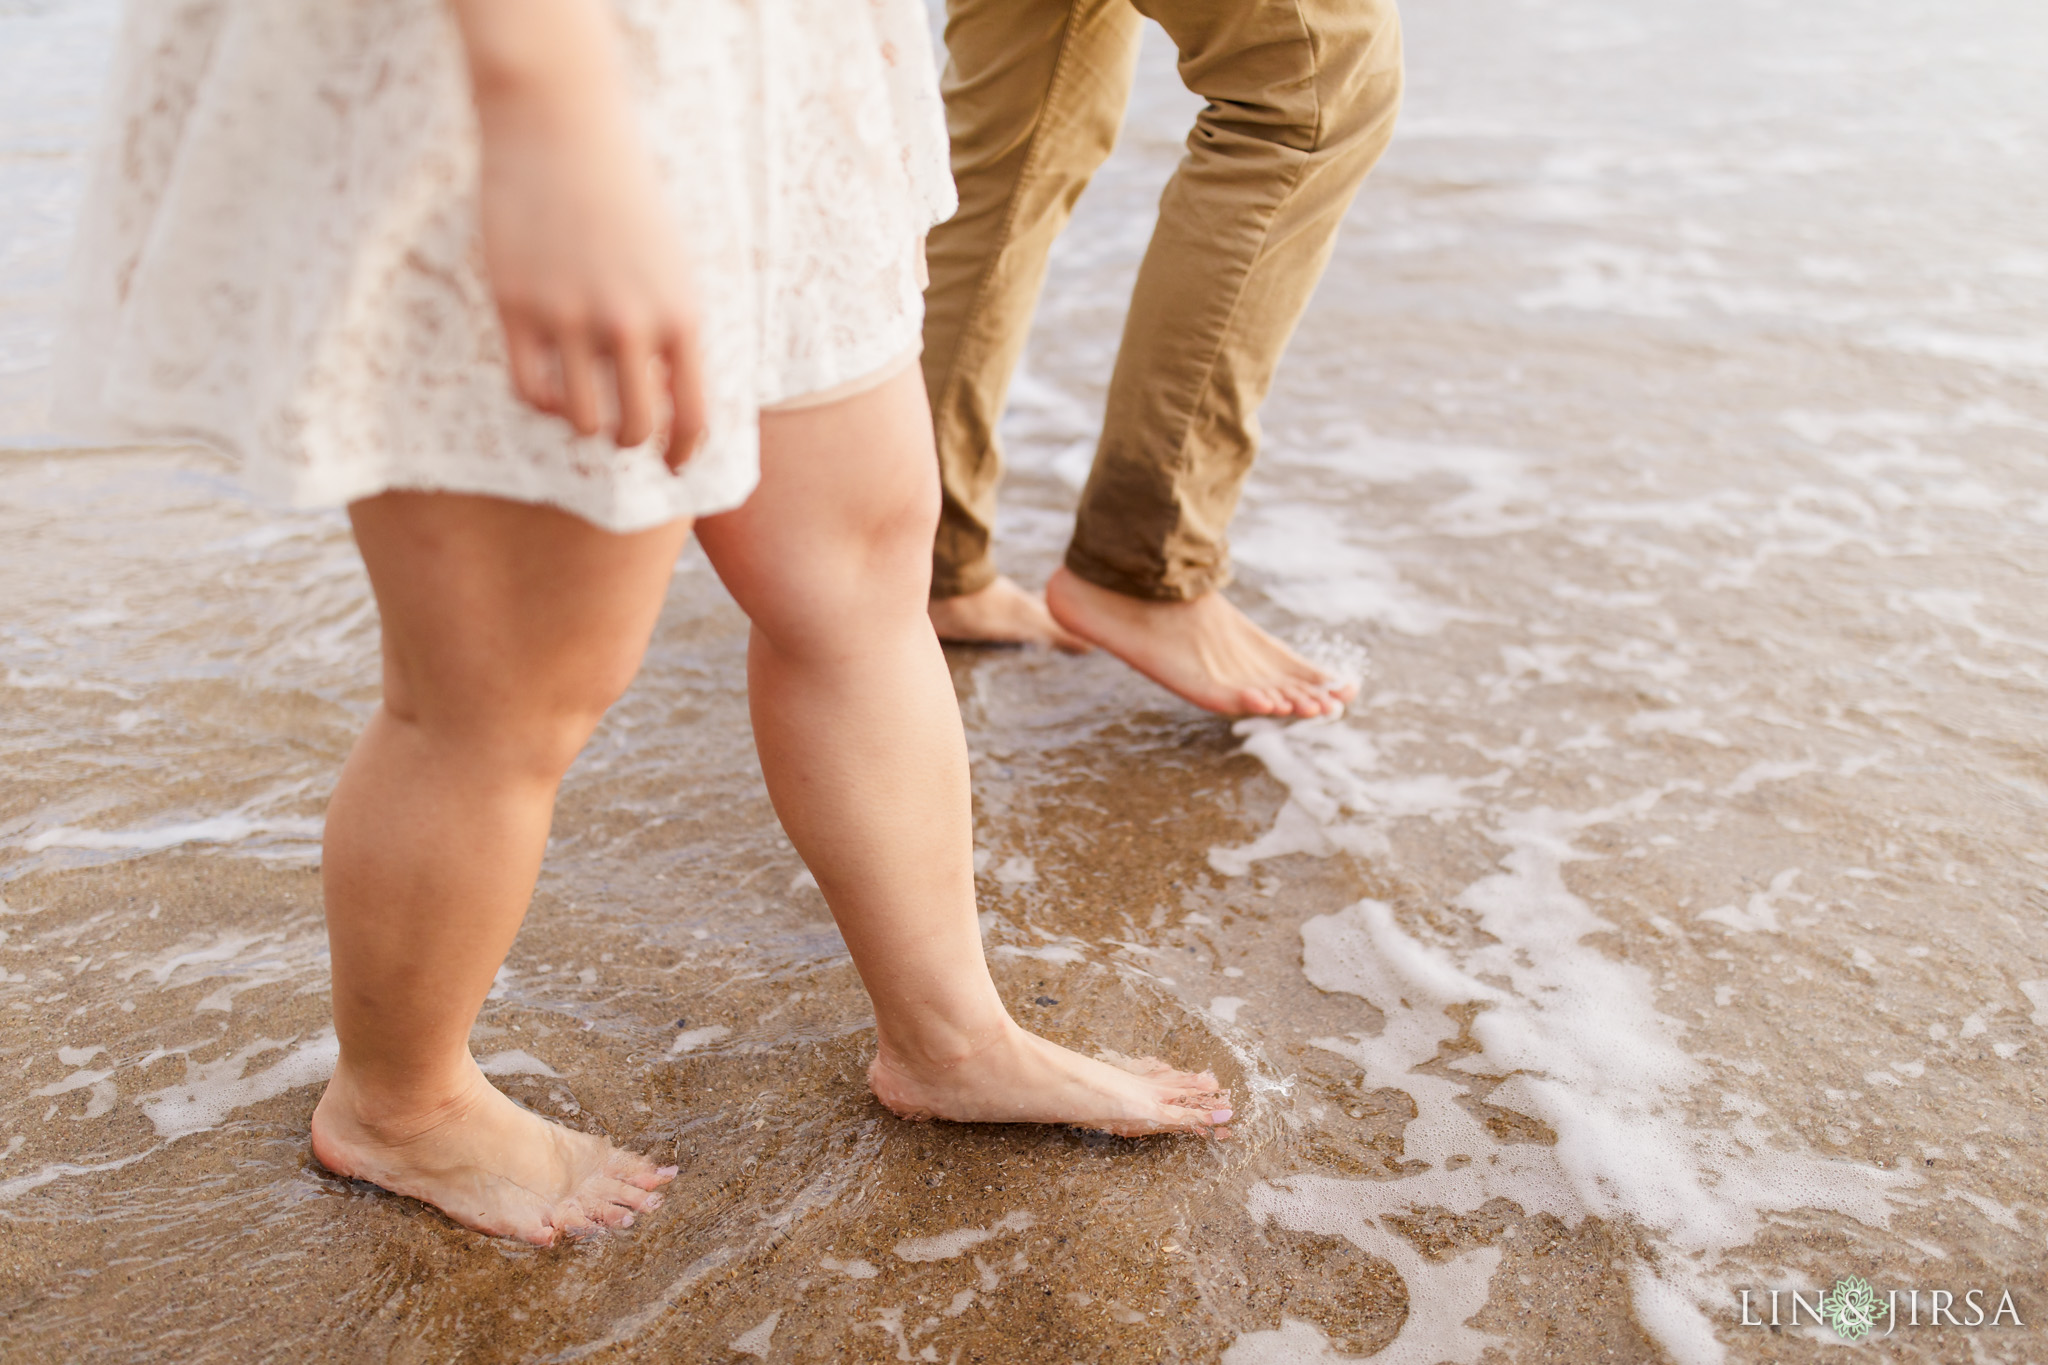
[741,486,939,655]
[380,636,642,779]
[351,491,682,778]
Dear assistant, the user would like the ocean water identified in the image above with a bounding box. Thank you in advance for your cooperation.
[3,0,2045,1361]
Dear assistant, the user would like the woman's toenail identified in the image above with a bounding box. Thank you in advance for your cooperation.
[1211,1109,1232,1123]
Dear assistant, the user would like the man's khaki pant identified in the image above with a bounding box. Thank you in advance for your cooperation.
[923,0,1404,602]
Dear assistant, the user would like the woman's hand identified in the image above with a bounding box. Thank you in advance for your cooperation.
[451,0,706,466]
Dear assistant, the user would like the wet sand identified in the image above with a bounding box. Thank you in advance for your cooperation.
[5,0,2047,1361]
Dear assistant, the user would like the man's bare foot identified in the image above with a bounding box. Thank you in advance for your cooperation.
[868,1021,1231,1137]
[929,576,1091,653]
[310,1062,674,1246]
[1045,566,1353,718]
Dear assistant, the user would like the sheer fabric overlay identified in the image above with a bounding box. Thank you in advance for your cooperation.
[56,0,956,531]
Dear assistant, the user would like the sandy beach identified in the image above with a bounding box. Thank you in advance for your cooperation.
[3,0,2045,1360]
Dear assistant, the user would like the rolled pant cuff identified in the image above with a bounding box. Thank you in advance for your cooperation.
[1061,544,1232,604]
[930,558,1001,601]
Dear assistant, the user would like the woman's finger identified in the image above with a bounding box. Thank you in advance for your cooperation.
[504,318,560,415]
[609,326,657,449]
[556,329,605,437]
[662,326,709,472]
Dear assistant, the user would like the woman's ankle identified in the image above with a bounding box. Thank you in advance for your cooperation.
[317,1055,490,1143]
[872,1008,1022,1076]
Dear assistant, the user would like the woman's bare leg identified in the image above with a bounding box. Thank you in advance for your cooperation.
[309,491,690,1245]
[696,369,1231,1136]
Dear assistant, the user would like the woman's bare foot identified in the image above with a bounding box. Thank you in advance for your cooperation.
[310,1062,674,1246]
[1045,566,1352,718]
[929,576,1092,652]
[868,1021,1231,1137]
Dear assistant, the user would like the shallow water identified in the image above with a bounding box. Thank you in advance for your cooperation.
[4,0,2046,1360]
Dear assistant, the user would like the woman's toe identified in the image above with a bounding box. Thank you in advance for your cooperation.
[1159,1100,1226,1133]
[514,1215,561,1247]
[554,1204,610,1238]
[606,1153,675,1189]
[1282,683,1333,717]
[594,1175,661,1213]
[1234,686,1281,716]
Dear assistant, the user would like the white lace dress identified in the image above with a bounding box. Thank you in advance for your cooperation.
[55,0,955,532]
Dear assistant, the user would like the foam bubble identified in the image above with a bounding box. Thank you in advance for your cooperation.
[1719,760,1819,796]
[1233,506,1480,635]
[1221,1317,1359,1364]
[893,1211,1034,1263]
[24,813,322,854]
[991,942,1088,965]
[137,1031,338,1140]
[0,1152,152,1205]
[31,1066,116,1120]
[1245,1178,1507,1365]
[1876,325,2048,373]
[477,1050,561,1077]
[1215,721,1915,1364]
[669,1025,730,1056]
[729,1309,780,1358]
[820,1257,880,1279]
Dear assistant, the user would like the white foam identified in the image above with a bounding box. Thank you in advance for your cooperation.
[1215,721,1914,1365]
[2020,981,2048,1026]
[1245,1178,1506,1365]
[1947,1189,2023,1233]
[1781,408,1936,446]
[1696,869,1806,934]
[477,1049,561,1077]
[1222,1316,1365,1364]
[1625,708,1731,747]
[893,1210,1034,1263]
[1876,325,2048,374]
[729,1309,780,1358]
[1895,589,2048,657]
[121,932,274,987]
[25,813,322,854]
[1233,504,1478,635]
[137,1031,339,1140]
[669,1025,730,1055]
[0,1151,152,1204]
[820,1256,880,1279]
[552,1246,736,1359]
[114,926,325,1012]
[1518,243,1698,318]
[1719,760,1818,796]
[1208,996,1247,1024]
[991,942,1088,965]
[1209,719,1500,877]
[32,1066,116,1119]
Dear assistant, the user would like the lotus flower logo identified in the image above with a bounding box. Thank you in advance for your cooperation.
[1819,1275,1889,1342]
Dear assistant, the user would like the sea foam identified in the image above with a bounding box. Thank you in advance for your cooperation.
[1214,719,1913,1364]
